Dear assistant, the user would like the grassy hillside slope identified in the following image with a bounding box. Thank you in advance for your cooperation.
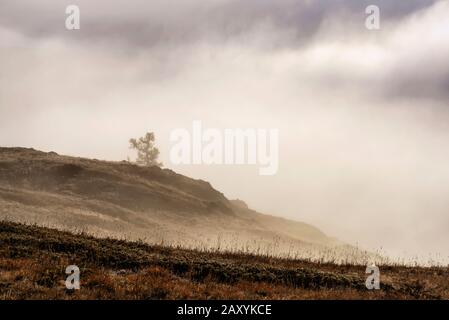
[0,147,368,263]
[1,221,447,300]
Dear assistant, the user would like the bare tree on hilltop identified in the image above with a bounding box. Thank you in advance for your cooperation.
[129,132,163,167]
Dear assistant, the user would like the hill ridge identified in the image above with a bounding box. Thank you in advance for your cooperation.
[0,146,359,263]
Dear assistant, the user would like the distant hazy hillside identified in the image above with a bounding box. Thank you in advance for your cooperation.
[0,147,369,263]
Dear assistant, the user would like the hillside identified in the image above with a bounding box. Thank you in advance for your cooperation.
[0,147,368,263]
[1,221,447,300]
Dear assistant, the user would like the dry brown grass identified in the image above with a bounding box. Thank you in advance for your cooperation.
[1,221,448,300]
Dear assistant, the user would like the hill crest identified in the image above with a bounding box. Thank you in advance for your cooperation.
[0,147,357,262]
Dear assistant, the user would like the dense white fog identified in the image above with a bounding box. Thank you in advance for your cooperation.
[1,0,449,262]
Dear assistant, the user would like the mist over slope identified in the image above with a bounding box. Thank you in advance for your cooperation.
[0,147,371,263]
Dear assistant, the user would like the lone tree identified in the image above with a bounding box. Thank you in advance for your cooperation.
[129,132,162,167]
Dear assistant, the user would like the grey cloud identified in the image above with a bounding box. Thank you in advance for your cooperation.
[1,0,447,103]
[384,60,449,102]
[0,0,439,49]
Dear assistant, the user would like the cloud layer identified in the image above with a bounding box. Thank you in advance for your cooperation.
[1,0,449,262]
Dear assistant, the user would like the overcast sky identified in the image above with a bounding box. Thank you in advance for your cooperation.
[1,0,449,262]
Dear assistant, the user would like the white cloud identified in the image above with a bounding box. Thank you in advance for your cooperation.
[1,0,449,262]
